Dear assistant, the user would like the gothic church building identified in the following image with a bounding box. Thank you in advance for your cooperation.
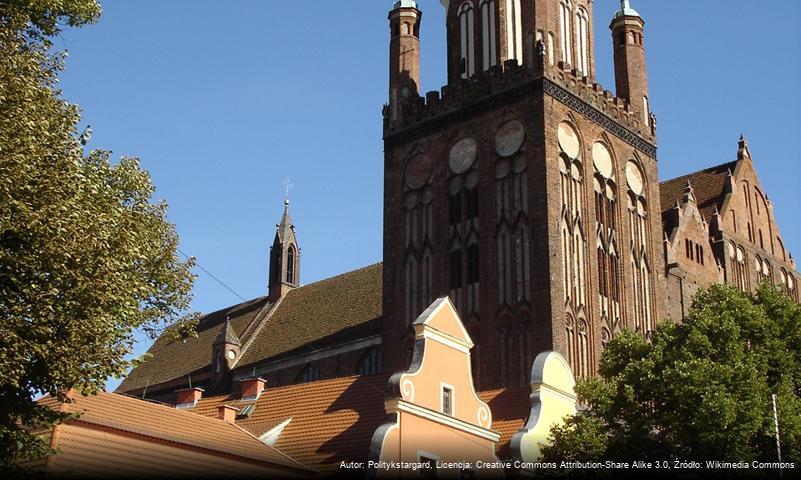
[118,0,798,400]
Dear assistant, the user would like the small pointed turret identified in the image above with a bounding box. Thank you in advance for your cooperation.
[211,318,242,383]
[268,199,300,302]
[737,134,752,160]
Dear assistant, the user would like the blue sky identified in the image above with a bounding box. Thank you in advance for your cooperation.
[51,1,800,391]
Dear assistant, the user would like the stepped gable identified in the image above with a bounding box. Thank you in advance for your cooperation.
[36,391,312,475]
[660,160,738,235]
[236,263,383,369]
[118,296,270,393]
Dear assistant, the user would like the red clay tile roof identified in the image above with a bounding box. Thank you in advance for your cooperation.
[189,373,392,471]
[188,375,532,469]
[37,391,314,475]
[479,387,531,459]
[118,263,383,394]
[659,160,738,232]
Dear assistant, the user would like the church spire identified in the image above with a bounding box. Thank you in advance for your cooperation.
[268,199,300,302]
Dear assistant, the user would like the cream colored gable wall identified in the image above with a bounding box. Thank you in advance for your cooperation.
[511,351,577,463]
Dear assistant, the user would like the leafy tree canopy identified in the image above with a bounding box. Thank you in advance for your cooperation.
[1,0,197,471]
[542,284,801,466]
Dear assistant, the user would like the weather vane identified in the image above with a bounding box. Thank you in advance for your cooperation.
[283,177,293,204]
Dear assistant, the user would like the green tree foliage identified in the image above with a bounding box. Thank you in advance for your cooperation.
[542,284,801,464]
[1,0,197,471]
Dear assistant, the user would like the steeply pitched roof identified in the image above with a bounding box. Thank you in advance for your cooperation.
[118,296,270,393]
[236,263,383,369]
[37,391,313,475]
[189,373,392,471]
[118,263,383,394]
[660,160,738,232]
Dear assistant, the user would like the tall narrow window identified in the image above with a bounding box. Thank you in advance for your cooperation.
[286,246,295,284]
[576,7,590,75]
[593,142,621,338]
[442,386,453,415]
[505,0,522,64]
[626,160,653,335]
[459,2,476,78]
[559,0,573,65]
[480,0,497,70]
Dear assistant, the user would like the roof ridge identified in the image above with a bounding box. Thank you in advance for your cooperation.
[288,262,382,291]
[660,159,739,186]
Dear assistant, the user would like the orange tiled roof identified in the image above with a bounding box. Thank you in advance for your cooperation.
[37,391,313,475]
[188,374,532,468]
[118,263,383,394]
[190,373,392,471]
[479,386,531,459]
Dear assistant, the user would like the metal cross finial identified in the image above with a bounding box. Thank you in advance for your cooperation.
[283,177,293,204]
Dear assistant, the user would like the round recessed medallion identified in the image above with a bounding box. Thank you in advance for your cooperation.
[625,161,644,196]
[558,122,580,159]
[405,153,432,190]
[495,120,525,157]
[592,142,614,179]
[727,242,736,259]
[449,138,477,174]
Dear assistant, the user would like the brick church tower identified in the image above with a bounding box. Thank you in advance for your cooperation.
[381,0,665,389]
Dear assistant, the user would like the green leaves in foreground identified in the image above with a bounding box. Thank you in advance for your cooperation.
[542,284,801,464]
[1,0,197,472]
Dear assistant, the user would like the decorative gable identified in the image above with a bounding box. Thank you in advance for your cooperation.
[369,297,501,477]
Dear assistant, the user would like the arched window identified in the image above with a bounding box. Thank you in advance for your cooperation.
[480,0,497,70]
[558,123,586,309]
[593,142,621,336]
[356,348,382,376]
[576,7,590,75]
[286,246,296,284]
[459,2,476,78]
[297,364,321,384]
[559,0,573,65]
[728,242,748,291]
[626,160,653,335]
[505,0,522,64]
